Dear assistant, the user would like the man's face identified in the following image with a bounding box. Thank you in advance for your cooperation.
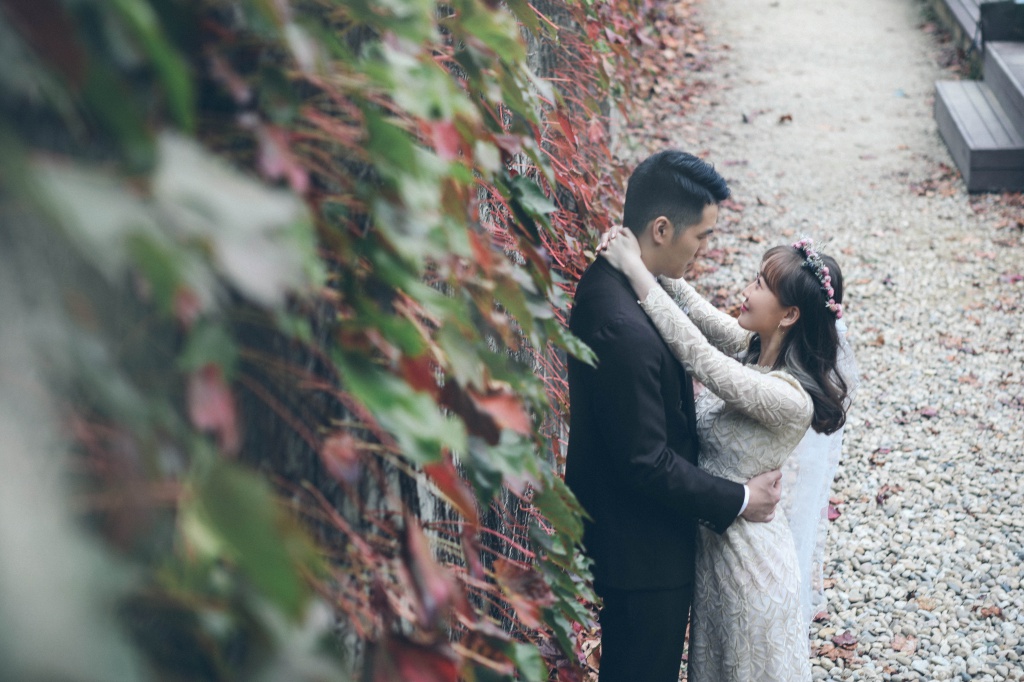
[662,203,718,278]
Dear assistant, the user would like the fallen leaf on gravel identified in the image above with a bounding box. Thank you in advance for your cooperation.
[827,504,841,521]
[891,634,918,653]
[975,605,1003,619]
[778,113,793,124]
[876,484,904,505]
[832,631,857,649]
[865,333,885,347]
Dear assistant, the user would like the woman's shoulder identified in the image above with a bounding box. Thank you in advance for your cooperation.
[764,368,814,408]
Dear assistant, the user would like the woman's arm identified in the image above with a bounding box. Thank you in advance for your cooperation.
[659,276,751,355]
[640,285,812,430]
[598,227,810,429]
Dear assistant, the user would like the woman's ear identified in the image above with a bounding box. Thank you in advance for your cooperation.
[780,306,801,330]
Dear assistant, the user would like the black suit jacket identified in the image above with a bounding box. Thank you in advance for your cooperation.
[564,258,745,591]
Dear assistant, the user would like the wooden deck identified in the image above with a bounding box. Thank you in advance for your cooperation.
[933,0,983,52]
[935,81,1024,191]
[933,3,1024,191]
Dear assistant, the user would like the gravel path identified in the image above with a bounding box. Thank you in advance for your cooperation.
[637,0,1024,679]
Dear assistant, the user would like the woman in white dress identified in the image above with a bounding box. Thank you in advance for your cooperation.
[599,230,850,682]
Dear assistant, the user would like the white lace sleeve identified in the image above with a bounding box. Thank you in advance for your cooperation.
[658,276,751,355]
[640,285,812,431]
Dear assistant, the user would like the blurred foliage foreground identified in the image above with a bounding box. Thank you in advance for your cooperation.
[0,0,651,679]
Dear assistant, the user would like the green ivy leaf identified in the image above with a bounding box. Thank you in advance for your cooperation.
[506,641,545,682]
[81,62,156,171]
[109,0,195,131]
[187,458,317,619]
[178,323,239,377]
[532,477,582,542]
[436,322,485,389]
[334,351,466,464]
[545,319,596,367]
[543,608,577,665]
[124,233,183,314]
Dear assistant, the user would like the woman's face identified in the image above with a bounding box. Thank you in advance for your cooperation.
[738,268,791,336]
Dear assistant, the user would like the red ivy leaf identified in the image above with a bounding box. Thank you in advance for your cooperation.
[3,0,87,88]
[494,558,555,630]
[400,355,438,396]
[424,453,479,526]
[321,432,360,484]
[461,523,485,580]
[440,382,499,445]
[400,520,458,630]
[173,286,202,329]
[471,388,531,435]
[556,111,578,146]
[440,382,530,444]
[373,635,459,682]
[187,364,240,455]
[469,231,496,275]
[424,119,463,161]
[254,123,309,195]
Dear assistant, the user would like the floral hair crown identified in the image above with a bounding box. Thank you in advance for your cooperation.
[792,237,843,319]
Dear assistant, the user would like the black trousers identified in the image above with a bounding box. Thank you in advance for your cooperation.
[596,584,693,682]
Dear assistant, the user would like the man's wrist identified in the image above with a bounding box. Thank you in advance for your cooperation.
[738,484,750,516]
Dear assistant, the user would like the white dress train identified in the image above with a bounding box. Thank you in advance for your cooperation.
[781,319,859,629]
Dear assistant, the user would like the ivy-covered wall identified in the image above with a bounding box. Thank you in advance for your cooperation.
[0,0,650,678]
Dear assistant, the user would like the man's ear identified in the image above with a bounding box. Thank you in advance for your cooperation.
[649,216,673,245]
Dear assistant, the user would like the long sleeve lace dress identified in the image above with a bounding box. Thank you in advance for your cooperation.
[640,278,813,682]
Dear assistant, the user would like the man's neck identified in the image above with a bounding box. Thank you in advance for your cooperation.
[637,239,661,278]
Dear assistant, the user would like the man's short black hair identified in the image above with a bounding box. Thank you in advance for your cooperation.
[622,150,730,235]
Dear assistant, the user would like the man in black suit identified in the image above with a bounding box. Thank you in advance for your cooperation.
[564,150,783,682]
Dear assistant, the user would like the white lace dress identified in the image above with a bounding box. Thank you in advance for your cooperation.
[640,278,813,682]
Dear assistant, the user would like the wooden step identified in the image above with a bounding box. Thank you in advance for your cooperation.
[934,80,1024,192]
[985,41,1024,127]
[941,0,982,50]
[979,2,1024,43]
